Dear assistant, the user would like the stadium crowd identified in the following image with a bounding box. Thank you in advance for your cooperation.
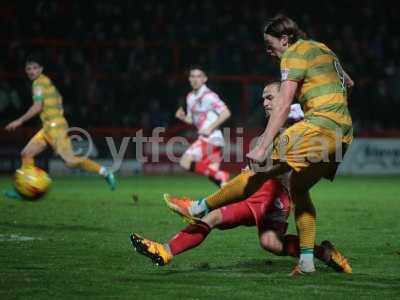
[0,0,399,132]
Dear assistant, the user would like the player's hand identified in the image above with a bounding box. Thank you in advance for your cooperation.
[5,119,23,131]
[175,107,186,121]
[198,127,212,137]
[246,146,267,164]
[241,165,250,172]
[346,77,355,88]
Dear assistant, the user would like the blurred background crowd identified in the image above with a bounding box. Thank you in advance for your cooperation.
[0,0,399,133]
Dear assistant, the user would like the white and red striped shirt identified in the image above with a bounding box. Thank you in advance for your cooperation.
[186,84,227,146]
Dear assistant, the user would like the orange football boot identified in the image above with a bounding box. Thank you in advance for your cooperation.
[163,194,203,222]
[320,240,352,274]
[130,233,172,266]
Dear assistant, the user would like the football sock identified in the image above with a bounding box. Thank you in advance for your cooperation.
[282,234,324,261]
[189,199,209,216]
[21,157,34,169]
[194,161,228,186]
[99,166,108,177]
[78,159,102,174]
[314,244,325,260]
[299,250,315,272]
[168,221,211,256]
[294,195,316,272]
[282,234,300,257]
[295,198,316,250]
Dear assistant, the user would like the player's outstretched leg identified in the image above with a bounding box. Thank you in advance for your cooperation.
[164,165,290,220]
[83,161,116,190]
[163,170,260,220]
[63,154,117,190]
[85,161,116,190]
[130,219,213,265]
[163,171,257,220]
[75,158,117,190]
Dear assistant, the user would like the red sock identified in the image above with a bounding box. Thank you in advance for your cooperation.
[283,234,324,260]
[314,244,325,260]
[168,221,211,256]
[283,234,300,257]
[194,161,229,184]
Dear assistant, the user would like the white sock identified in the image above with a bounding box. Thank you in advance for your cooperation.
[299,253,315,272]
[99,166,108,177]
[189,199,208,217]
[164,244,173,257]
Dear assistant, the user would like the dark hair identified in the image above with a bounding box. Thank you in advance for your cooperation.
[188,64,207,76]
[25,53,44,67]
[263,14,307,44]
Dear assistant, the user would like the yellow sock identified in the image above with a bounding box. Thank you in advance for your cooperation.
[206,170,266,209]
[78,159,102,174]
[294,195,316,250]
[22,157,34,169]
[296,212,316,250]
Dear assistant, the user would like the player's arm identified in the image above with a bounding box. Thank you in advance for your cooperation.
[5,101,43,131]
[198,106,231,136]
[175,106,192,124]
[247,81,297,163]
[343,69,354,88]
[6,83,45,131]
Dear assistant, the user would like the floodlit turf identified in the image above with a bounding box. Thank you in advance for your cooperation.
[1,175,400,299]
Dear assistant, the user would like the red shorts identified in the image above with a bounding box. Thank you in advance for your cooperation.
[218,179,290,235]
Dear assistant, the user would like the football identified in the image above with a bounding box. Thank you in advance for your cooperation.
[14,167,52,200]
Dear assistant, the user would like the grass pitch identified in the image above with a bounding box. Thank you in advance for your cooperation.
[1,175,400,299]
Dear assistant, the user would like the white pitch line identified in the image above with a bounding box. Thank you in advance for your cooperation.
[0,234,41,242]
